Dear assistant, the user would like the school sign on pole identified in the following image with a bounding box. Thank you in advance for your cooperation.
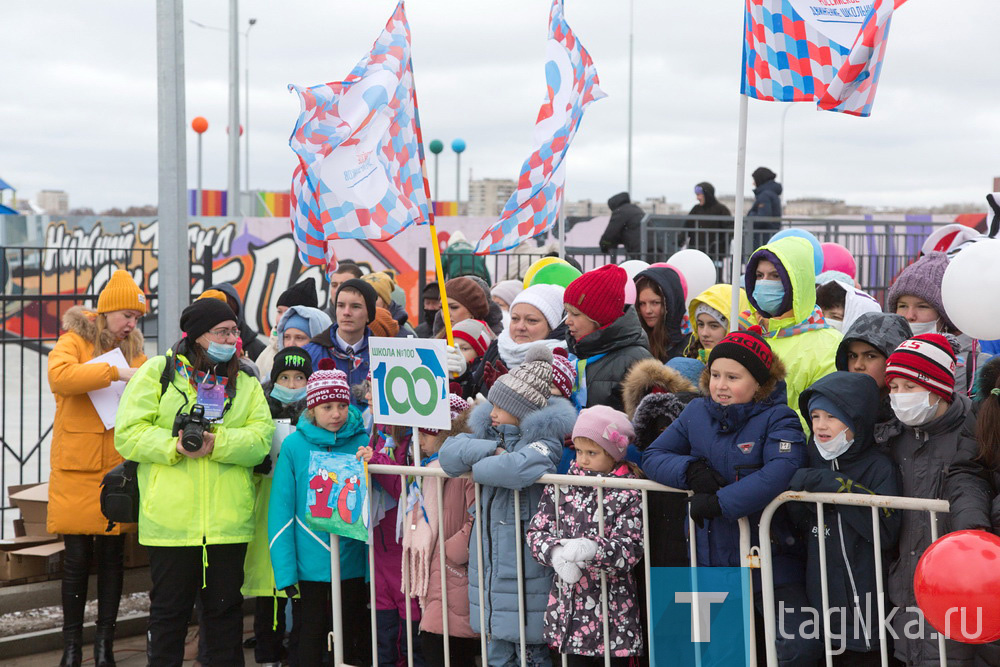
[368,337,450,430]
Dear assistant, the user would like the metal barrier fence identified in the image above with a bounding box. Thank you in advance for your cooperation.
[757,491,952,667]
[349,462,758,667]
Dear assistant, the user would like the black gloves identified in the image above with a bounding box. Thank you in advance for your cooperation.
[253,456,273,476]
[687,493,723,529]
[686,460,727,495]
[283,585,299,598]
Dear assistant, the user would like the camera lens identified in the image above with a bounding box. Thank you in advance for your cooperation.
[182,423,204,452]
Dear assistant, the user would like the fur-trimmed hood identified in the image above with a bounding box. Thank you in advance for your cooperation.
[622,358,697,419]
[62,304,144,348]
[699,353,788,404]
[467,396,577,443]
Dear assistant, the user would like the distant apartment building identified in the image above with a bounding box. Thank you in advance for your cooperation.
[37,189,69,215]
[467,178,517,216]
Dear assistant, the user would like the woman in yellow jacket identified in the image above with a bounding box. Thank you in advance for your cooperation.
[48,270,147,667]
[115,297,273,666]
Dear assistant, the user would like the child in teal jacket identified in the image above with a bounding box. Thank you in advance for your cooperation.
[268,366,371,665]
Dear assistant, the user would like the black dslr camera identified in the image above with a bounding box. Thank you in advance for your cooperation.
[172,404,210,452]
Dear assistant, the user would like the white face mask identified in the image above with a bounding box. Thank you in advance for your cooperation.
[890,390,940,426]
[815,429,853,460]
[826,318,844,332]
[908,319,940,336]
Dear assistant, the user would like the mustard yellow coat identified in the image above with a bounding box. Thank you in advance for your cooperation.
[47,306,146,535]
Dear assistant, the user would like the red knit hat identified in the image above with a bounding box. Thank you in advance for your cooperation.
[551,348,576,398]
[452,319,495,357]
[885,334,957,401]
[563,264,626,328]
[307,363,351,407]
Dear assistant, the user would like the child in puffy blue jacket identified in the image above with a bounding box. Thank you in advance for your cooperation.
[439,346,576,667]
[642,327,813,663]
[268,367,371,666]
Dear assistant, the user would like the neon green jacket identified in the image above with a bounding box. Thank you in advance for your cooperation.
[745,236,842,429]
[114,353,274,547]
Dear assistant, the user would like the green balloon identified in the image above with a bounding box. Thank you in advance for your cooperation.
[529,263,582,289]
[428,139,444,154]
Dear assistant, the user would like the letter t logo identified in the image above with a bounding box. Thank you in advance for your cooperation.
[675,592,729,642]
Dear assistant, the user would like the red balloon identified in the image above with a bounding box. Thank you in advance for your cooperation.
[914,530,1000,644]
[821,242,857,279]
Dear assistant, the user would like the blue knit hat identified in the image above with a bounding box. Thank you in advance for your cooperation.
[665,357,706,388]
[281,313,311,336]
[807,394,854,433]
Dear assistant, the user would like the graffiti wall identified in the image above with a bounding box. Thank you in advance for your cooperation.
[0,214,508,341]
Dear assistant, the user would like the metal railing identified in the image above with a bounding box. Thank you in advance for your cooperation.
[339,462,759,667]
[757,491,951,667]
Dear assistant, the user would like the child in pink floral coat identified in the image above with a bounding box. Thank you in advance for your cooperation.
[526,406,644,665]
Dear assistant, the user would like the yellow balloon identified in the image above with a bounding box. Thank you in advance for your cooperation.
[522,256,566,288]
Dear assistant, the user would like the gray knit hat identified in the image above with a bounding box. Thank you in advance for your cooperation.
[488,345,554,419]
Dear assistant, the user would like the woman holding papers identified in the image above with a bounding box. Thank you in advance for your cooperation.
[47,269,147,667]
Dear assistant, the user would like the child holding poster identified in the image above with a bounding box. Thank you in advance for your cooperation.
[243,346,313,666]
[269,364,372,665]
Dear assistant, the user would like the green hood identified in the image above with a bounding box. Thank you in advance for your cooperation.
[745,236,817,332]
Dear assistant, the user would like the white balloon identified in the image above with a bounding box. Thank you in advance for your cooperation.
[618,259,650,281]
[941,239,1000,340]
[667,249,718,306]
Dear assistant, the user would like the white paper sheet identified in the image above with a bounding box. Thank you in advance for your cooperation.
[85,348,130,429]
[267,419,296,478]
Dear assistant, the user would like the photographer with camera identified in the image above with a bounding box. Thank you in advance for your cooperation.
[115,297,274,665]
[48,270,147,667]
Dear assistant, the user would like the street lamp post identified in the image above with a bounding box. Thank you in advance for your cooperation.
[191,117,209,215]
[451,138,466,210]
[429,139,444,202]
[227,0,240,218]
[245,18,256,213]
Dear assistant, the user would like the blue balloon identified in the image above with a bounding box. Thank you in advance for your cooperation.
[769,228,824,275]
[451,138,466,153]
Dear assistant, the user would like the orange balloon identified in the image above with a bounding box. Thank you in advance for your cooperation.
[191,116,209,134]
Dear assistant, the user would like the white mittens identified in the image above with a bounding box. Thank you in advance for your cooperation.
[560,537,598,563]
[446,345,468,376]
[550,545,583,584]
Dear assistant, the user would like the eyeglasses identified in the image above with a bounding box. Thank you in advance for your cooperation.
[207,327,240,339]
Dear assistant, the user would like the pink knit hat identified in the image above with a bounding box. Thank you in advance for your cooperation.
[551,348,576,399]
[572,405,636,461]
[307,365,351,408]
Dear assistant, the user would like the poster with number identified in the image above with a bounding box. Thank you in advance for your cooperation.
[304,450,369,542]
[368,336,450,430]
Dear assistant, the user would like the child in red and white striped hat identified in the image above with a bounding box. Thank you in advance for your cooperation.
[883,333,978,662]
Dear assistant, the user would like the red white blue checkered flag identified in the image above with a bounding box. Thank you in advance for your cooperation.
[742,0,905,117]
[474,0,606,255]
[288,1,429,278]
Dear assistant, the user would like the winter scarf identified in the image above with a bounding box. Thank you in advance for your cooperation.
[497,330,564,368]
[400,468,440,598]
[738,305,831,339]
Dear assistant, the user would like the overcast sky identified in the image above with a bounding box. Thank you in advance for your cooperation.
[2,1,998,213]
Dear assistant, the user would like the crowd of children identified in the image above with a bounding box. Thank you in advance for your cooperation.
[204,234,1000,667]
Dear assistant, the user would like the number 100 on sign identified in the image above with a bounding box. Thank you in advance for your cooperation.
[368,337,451,430]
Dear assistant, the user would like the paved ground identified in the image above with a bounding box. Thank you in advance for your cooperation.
[8,616,257,666]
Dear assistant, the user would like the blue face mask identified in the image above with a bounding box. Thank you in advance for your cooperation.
[270,384,306,405]
[752,279,786,316]
[205,341,237,363]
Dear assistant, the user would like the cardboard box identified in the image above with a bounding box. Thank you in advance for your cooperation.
[0,535,59,551]
[0,541,65,581]
[123,532,148,568]
[9,483,49,525]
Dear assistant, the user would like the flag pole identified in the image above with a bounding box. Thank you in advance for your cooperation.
[410,64,454,347]
[729,93,749,332]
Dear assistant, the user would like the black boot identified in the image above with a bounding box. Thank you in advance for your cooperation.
[94,625,117,667]
[61,536,92,667]
[59,628,83,667]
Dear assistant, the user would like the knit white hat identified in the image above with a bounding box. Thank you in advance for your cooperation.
[509,284,565,331]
